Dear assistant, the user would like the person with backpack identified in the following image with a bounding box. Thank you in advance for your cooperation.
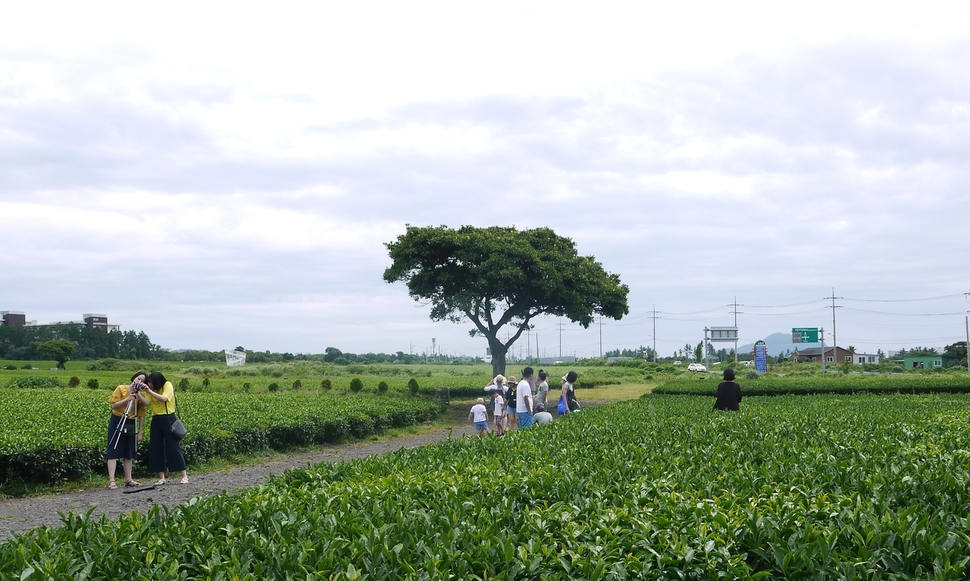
[560,370,579,415]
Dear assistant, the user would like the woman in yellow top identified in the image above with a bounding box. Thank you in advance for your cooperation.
[143,371,188,485]
[106,371,150,489]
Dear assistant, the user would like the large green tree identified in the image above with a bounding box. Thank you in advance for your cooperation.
[32,339,76,369]
[384,225,629,377]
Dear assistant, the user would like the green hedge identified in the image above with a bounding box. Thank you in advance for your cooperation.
[653,373,970,396]
[7,395,970,578]
[0,391,442,492]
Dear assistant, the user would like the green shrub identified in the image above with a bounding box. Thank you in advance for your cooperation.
[178,378,191,391]
[2,376,62,389]
[2,365,16,370]
[268,382,280,392]
[321,378,332,390]
[745,370,760,380]
[292,379,302,390]
[202,377,211,390]
[21,364,33,370]
[86,359,128,371]
[378,380,389,394]
[242,382,251,392]
[87,378,99,390]
[408,378,419,396]
[68,376,80,388]
[350,377,364,393]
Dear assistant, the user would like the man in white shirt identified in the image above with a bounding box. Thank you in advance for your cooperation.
[516,367,535,428]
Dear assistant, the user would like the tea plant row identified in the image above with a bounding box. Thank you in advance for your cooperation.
[4,394,970,578]
[0,391,441,490]
[654,373,970,396]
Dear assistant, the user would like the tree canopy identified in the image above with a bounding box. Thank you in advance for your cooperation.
[32,339,76,369]
[384,225,629,376]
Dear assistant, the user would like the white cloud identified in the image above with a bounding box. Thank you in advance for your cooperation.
[1,5,969,356]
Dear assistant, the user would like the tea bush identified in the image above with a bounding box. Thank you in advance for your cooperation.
[0,391,442,491]
[1,376,61,389]
[654,373,970,396]
[7,395,970,578]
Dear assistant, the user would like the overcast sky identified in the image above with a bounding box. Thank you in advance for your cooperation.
[2,2,969,359]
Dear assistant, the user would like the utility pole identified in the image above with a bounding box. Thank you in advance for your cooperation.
[820,327,826,373]
[558,317,563,358]
[600,315,603,359]
[729,296,742,364]
[704,327,710,370]
[648,304,659,361]
[826,288,842,355]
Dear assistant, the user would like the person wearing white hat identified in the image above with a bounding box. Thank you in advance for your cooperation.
[468,397,489,437]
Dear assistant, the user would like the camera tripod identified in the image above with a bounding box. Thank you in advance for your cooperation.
[109,391,139,450]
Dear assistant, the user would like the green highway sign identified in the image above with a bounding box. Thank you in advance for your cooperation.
[792,327,819,343]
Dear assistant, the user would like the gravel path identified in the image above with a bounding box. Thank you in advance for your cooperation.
[1,422,477,542]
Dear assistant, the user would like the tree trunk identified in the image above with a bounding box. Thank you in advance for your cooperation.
[488,336,507,379]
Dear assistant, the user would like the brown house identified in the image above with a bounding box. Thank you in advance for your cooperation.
[793,346,854,364]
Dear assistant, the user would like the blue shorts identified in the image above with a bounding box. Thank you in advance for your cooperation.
[474,421,488,431]
[517,411,534,428]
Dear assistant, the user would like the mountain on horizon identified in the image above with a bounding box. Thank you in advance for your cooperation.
[737,332,816,357]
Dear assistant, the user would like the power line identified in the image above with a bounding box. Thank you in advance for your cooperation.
[843,307,969,317]
[743,299,827,308]
[842,293,969,303]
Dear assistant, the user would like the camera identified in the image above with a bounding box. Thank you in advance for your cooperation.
[131,381,146,393]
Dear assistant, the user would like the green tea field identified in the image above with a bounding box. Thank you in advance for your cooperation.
[4,393,970,579]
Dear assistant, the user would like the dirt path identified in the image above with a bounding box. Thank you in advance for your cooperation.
[1,420,478,542]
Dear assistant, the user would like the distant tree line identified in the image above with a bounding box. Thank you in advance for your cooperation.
[0,324,159,361]
[0,324,482,365]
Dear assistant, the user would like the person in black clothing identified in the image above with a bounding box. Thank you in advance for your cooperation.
[713,367,742,411]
